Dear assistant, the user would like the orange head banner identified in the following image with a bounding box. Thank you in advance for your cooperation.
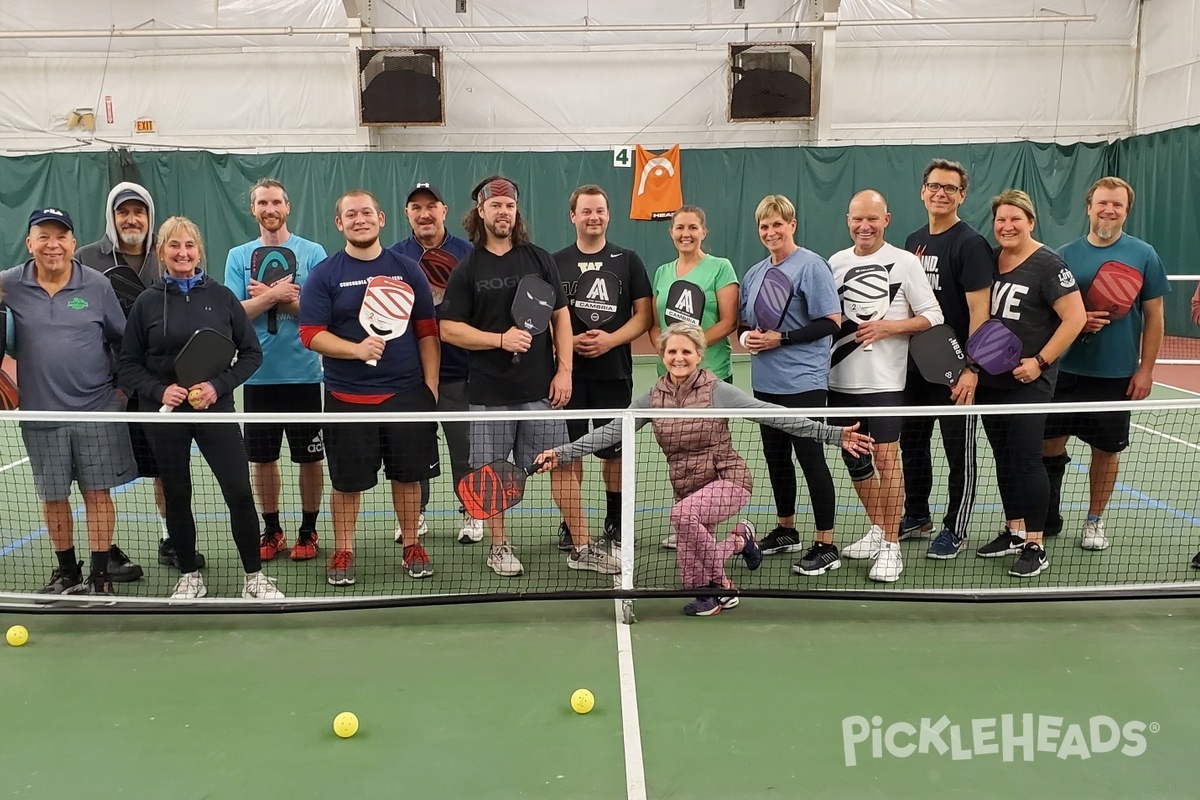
[630,145,683,221]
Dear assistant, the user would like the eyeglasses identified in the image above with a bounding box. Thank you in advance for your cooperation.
[924,182,963,196]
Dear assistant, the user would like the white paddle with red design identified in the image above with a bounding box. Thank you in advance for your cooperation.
[359,276,415,367]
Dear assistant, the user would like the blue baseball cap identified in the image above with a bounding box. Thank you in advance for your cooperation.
[28,207,74,232]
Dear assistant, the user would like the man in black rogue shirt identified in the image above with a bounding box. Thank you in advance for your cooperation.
[552,185,653,551]
[440,176,620,579]
[900,159,994,560]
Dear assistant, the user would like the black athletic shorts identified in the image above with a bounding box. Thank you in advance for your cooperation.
[244,383,325,464]
[324,386,439,492]
[827,390,905,444]
[1042,372,1131,453]
[565,377,633,460]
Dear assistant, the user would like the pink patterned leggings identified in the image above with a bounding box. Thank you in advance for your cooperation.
[669,480,751,589]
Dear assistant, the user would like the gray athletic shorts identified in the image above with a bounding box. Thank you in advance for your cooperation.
[469,400,569,469]
[20,421,138,501]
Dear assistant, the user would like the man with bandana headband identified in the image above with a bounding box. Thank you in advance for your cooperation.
[440,176,620,578]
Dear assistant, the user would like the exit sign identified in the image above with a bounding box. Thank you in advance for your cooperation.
[135,118,155,133]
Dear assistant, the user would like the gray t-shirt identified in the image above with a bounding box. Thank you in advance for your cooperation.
[554,377,843,463]
[0,260,126,420]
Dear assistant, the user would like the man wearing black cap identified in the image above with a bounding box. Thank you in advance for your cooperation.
[440,176,619,578]
[389,182,478,544]
[1,208,143,594]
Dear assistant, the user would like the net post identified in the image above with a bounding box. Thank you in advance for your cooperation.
[619,409,637,624]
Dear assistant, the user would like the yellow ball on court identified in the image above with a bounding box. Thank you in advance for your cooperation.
[570,688,595,715]
[6,625,29,647]
[333,711,359,738]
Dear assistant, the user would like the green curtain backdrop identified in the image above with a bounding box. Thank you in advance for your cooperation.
[2,125,1195,332]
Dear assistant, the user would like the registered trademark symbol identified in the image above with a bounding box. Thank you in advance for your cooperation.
[1149,722,1160,733]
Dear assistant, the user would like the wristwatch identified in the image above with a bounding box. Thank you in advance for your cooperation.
[1034,353,1049,370]
[966,363,981,374]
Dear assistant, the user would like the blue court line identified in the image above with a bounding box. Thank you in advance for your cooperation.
[1066,462,1200,529]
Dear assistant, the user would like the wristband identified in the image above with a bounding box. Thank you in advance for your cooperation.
[1034,353,1049,369]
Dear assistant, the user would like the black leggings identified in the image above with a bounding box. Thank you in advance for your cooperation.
[754,389,837,531]
[900,373,979,535]
[977,385,1050,533]
[147,419,261,575]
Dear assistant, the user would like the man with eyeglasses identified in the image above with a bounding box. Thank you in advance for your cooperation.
[900,159,994,559]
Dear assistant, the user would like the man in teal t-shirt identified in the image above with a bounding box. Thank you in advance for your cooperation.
[224,178,328,564]
[1043,177,1169,553]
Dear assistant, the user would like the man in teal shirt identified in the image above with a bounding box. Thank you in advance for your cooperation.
[1042,177,1168,552]
[225,178,328,563]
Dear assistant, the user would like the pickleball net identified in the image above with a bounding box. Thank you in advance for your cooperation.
[0,399,1197,613]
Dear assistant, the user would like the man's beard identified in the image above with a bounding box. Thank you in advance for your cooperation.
[485,219,512,240]
[1093,222,1120,241]
[347,232,379,249]
[118,231,146,249]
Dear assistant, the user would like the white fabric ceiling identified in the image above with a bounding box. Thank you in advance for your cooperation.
[0,1,1193,152]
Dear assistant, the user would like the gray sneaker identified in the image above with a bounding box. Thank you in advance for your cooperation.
[568,544,621,575]
[487,542,524,577]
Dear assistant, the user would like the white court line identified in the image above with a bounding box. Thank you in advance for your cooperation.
[1153,380,1200,398]
[614,599,647,800]
[1132,423,1200,452]
[0,456,29,474]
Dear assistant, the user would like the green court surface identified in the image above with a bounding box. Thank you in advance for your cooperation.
[2,599,1198,799]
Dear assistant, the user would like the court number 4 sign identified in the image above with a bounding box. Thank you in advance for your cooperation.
[613,147,632,168]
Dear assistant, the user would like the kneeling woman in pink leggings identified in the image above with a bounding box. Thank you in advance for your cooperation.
[537,322,872,617]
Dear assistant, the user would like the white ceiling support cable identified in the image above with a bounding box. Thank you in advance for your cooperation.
[0,16,1098,40]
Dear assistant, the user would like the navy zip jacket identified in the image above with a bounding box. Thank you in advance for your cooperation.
[118,272,262,410]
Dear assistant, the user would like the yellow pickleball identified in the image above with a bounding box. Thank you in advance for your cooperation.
[570,688,595,715]
[333,711,359,738]
[188,388,204,409]
[6,625,28,647]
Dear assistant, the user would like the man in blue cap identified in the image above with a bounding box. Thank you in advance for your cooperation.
[1,207,143,594]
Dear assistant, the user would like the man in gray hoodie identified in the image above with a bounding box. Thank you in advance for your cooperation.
[77,183,199,571]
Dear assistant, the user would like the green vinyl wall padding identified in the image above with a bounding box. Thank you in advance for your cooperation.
[2,125,1197,334]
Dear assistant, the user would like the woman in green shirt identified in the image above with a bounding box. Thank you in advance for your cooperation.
[649,205,740,381]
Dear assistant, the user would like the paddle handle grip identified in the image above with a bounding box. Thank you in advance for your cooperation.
[366,358,379,367]
[158,403,173,413]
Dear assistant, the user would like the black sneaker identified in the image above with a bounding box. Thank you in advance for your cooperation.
[557,521,574,552]
[1192,552,1200,569]
[603,517,621,546]
[84,572,115,595]
[975,528,1025,558]
[1009,543,1048,577]
[157,539,206,571]
[38,562,84,594]
[791,542,841,576]
[899,515,933,541]
[1044,513,1063,537]
[107,544,144,582]
[759,526,802,555]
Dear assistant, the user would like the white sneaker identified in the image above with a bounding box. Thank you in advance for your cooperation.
[458,514,484,544]
[869,540,904,582]
[487,542,524,577]
[170,571,206,599]
[843,525,885,560]
[661,532,677,550]
[394,512,429,543]
[1081,518,1110,550]
[568,544,621,575]
[242,571,285,599]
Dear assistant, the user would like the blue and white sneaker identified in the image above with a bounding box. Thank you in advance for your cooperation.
[683,596,724,617]
[733,520,762,571]
[926,527,965,560]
